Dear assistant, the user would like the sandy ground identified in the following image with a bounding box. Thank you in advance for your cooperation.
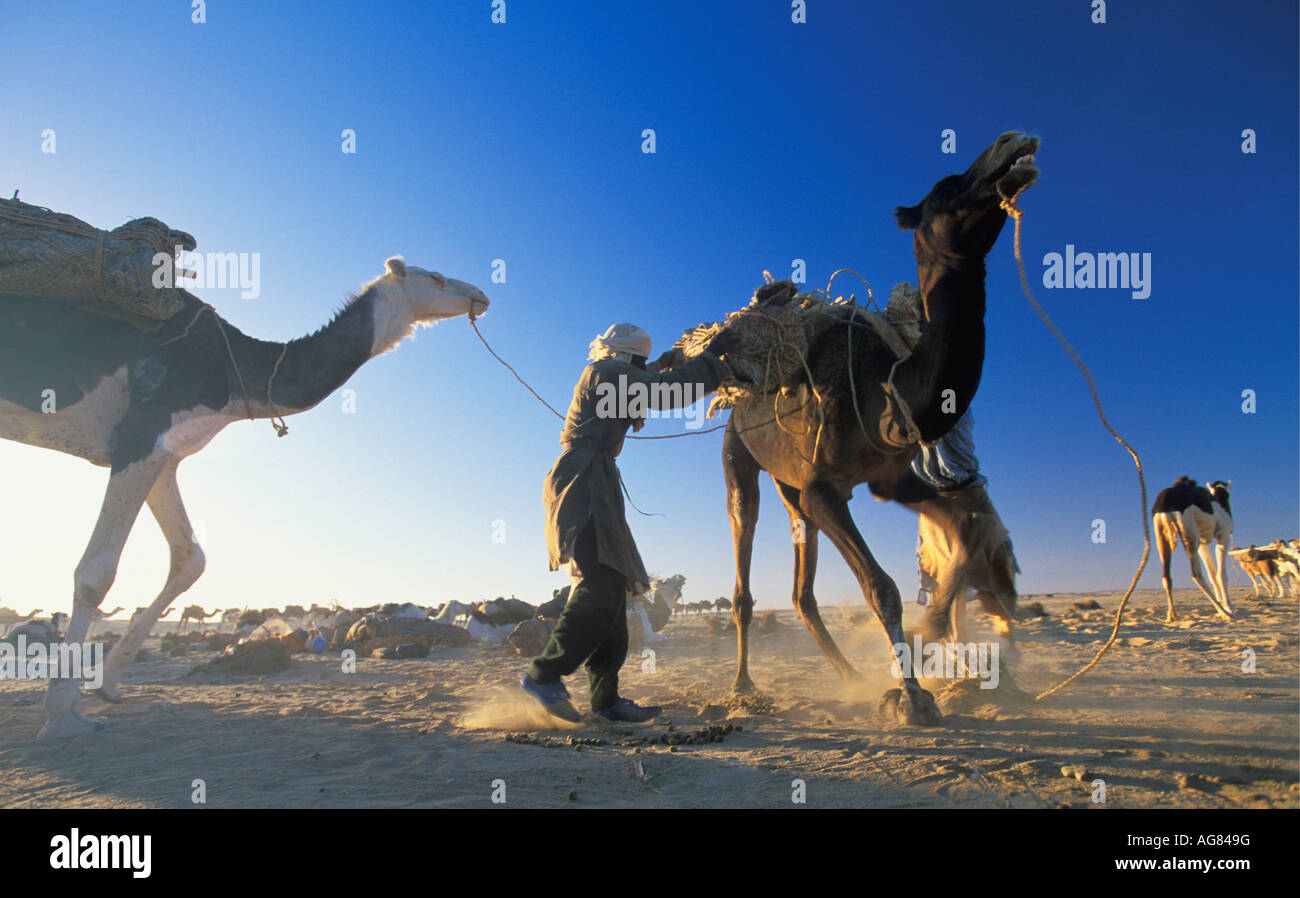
[0,588,1296,809]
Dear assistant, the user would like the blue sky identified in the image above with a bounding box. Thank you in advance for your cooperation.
[1,1,1296,616]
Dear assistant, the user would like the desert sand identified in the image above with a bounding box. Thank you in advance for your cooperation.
[0,587,1295,809]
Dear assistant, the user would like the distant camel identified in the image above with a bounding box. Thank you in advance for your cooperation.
[1230,546,1282,597]
[1273,540,1300,594]
[1152,476,1234,621]
[218,608,245,632]
[177,605,219,633]
[91,606,125,624]
[8,612,69,644]
[1232,541,1299,598]
[130,606,174,626]
[0,607,42,637]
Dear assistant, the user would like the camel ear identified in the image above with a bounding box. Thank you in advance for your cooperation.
[385,256,407,278]
[895,204,923,230]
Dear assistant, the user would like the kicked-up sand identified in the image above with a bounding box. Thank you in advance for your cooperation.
[0,588,1295,808]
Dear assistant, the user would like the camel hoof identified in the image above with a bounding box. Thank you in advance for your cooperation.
[879,686,942,726]
[731,676,756,695]
[36,714,109,743]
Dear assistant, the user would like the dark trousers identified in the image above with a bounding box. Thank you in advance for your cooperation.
[528,523,628,711]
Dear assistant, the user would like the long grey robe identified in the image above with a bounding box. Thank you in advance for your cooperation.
[544,352,729,592]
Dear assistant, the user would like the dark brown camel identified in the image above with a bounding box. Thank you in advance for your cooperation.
[722,131,1039,725]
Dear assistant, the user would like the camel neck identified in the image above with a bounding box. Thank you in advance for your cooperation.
[223,289,378,417]
[896,257,988,442]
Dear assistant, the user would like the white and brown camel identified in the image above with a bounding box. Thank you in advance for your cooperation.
[0,607,42,637]
[1,256,488,740]
[1230,546,1282,597]
[1232,540,1299,598]
[1152,476,1234,621]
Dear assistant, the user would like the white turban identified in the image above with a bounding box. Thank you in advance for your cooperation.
[588,323,652,362]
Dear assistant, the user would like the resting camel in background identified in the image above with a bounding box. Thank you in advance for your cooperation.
[722,132,1039,725]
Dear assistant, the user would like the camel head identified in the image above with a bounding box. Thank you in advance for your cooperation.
[380,256,490,323]
[895,131,1039,261]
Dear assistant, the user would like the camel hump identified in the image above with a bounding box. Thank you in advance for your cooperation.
[1152,478,1214,516]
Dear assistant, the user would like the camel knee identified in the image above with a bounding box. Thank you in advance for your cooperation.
[869,576,904,623]
[792,591,819,618]
[172,542,206,591]
[731,591,753,625]
[73,554,118,605]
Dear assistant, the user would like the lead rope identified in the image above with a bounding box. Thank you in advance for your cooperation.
[467,312,740,439]
[998,194,1152,701]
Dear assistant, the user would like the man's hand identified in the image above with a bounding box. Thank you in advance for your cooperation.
[704,328,742,358]
[647,348,681,373]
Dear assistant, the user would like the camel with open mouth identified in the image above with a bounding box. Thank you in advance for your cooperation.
[722,132,1039,725]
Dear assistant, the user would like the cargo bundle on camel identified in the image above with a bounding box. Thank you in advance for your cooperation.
[0,196,197,323]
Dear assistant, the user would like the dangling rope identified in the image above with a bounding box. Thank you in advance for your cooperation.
[161,303,289,437]
[996,193,1152,702]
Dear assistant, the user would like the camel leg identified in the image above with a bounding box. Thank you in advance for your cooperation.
[1197,541,1231,618]
[39,452,170,741]
[1183,533,1229,619]
[1243,567,1261,598]
[723,424,760,693]
[1155,519,1178,622]
[772,479,857,678]
[1265,567,1281,598]
[1212,541,1233,613]
[797,479,940,726]
[93,460,205,702]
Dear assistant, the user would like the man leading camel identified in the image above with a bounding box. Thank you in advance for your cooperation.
[521,323,738,723]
